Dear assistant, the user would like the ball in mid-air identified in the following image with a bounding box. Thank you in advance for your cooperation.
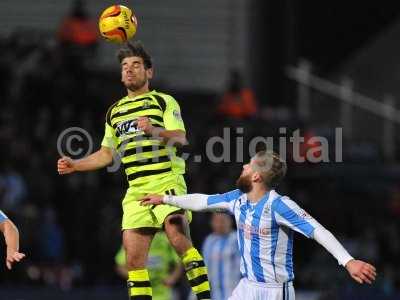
[99,5,138,43]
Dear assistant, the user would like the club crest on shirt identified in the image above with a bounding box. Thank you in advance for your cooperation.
[142,100,151,109]
[263,204,271,215]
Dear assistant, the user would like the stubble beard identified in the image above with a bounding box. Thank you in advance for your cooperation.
[236,174,253,193]
[125,77,147,93]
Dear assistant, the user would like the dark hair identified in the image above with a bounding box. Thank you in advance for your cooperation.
[254,151,287,188]
[117,41,152,69]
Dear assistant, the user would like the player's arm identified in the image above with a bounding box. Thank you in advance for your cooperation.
[0,211,25,270]
[313,226,377,284]
[273,197,376,284]
[57,146,113,174]
[163,263,184,287]
[58,120,117,174]
[137,96,188,147]
[140,189,243,212]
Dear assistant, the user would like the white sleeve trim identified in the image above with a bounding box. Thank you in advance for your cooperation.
[163,194,209,211]
[313,226,354,266]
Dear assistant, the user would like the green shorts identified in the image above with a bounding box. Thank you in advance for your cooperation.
[121,174,192,230]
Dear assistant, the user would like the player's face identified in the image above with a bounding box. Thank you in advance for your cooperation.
[236,162,253,193]
[121,56,153,92]
[211,213,232,235]
[236,158,264,193]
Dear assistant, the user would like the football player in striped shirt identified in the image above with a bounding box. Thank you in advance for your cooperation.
[57,41,210,299]
[202,213,240,300]
[140,151,377,300]
[0,210,25,270]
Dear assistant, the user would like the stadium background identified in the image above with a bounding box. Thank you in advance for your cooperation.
[0,0,399,299]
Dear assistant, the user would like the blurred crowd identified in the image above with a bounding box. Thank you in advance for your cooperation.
[0,27,399,300]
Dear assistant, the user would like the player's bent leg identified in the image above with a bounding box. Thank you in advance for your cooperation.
[123,228,156,300]
[164,212,211,300]
[164,211,192,255]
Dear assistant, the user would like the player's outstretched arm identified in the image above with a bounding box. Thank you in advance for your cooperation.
[140,194,210,211]
[140,189,242,212]
[273,197,376,285]
[313,227,376,284]
[0,219,25,270]
[57,146,113,174]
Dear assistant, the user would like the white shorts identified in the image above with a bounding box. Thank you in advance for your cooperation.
[228,278,295,300]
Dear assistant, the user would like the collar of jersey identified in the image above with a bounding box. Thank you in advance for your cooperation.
[124,90,157,101]
[247,191,270,210]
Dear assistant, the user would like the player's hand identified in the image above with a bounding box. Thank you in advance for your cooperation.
[6,249,25,270]
[137,117,154,135]
[163,275,178,287]
[57,156,76,175]
[345,259,376,284]
[140,194,164,206]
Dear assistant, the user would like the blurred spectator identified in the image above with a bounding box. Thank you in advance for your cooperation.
[57,0,98,80]
[38,207,65,263]
[201,212,240,300]
[58,0,98,49]
[217,69,258,119]
[0,164,27,212]
[36,207,72,290]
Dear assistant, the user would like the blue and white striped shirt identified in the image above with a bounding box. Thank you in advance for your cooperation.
[0,210,8,223]
[206,189,321,284]
[203,231,241,300]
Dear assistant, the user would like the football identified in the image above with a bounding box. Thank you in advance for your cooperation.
[99,5,138,43]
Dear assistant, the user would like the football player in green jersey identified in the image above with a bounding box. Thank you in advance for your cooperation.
[57,41,210,300]
[115,232,183,300]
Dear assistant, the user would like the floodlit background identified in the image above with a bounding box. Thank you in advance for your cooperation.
[0,1,399,299]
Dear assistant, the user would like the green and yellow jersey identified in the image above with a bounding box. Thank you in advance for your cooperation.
[101,90,186,187]
[115,232,180,300]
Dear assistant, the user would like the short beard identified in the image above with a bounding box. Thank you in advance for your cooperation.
[236,174,252,193]
[125,78,147,92]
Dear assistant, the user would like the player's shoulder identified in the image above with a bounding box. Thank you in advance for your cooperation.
[152,90,176,100]
[151,90,180,106]
[269,190,296,208]
[269,190,306,217]
[225,189,244,206]
[105,96,128,125]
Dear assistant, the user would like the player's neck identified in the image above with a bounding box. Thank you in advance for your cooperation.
[127,84,150,98]
[247,186,269,203]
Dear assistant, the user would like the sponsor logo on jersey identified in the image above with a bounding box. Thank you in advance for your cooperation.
[116,119,141,136]
[238,222,269,239]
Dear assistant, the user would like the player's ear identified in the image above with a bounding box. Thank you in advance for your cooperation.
[253,172,263,183]
[250,172,257,182]
[146,67,153,79]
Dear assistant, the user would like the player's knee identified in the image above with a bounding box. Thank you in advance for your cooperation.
[166,232,181,248]
[165,213,186,227]
[126,252,146,269]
